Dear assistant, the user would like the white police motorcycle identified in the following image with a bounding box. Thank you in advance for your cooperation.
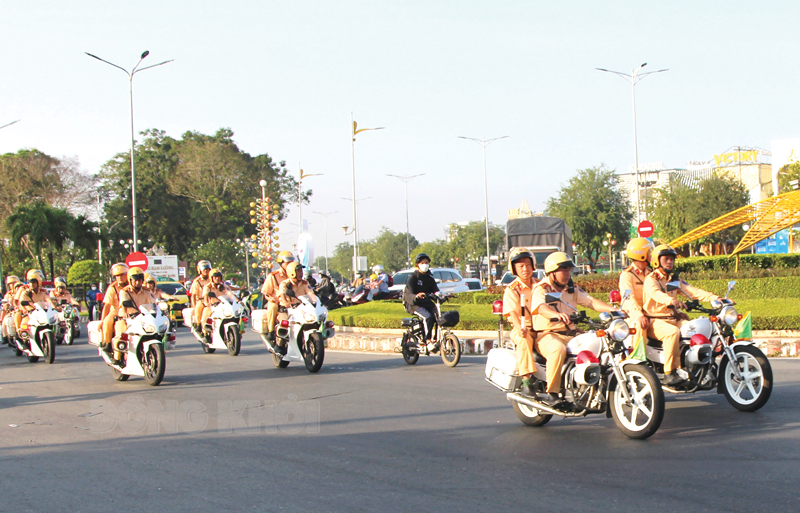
[89,302,172,385]
[55,300,80,345]
[253,289,334,373]
[12,301,58,363]
[185,294,244,356]
[620,280,772,412]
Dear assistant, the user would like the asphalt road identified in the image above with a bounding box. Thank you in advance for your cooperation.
[1,329,799,513]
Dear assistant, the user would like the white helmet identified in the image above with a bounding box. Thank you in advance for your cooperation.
[372,265,384,274]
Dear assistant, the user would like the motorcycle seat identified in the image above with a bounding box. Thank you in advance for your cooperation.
[647,338,662,348]
[532,350,547,365]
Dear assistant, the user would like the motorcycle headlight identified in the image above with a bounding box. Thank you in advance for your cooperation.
[144,324,156,334]
[304,312,317,324]
[608,319,631,342]
[158,302,169,312]
[721,306,739,326]
[223,307,234,318]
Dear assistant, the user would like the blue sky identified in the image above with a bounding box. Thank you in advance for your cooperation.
[2,1,798,260]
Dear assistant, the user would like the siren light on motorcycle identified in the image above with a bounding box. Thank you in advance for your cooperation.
[492,300,503,315]
[690,334,710,346]
[608,290,622,303]
[576,350,599,364]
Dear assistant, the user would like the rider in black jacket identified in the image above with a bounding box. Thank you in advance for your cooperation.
[403,253,439,348]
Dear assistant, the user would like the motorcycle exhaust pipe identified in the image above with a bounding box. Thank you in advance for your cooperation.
[506,392,586,418]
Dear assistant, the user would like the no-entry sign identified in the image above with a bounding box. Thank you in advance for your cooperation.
[638,220,654,238]
[125,251,149,271]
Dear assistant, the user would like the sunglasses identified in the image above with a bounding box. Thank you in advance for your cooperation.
[130,274,145,281]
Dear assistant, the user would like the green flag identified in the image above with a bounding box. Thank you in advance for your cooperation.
[626,328,647,361]
[733,311,752,341]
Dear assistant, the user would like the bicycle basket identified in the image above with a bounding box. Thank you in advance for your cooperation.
[437,310,460,328]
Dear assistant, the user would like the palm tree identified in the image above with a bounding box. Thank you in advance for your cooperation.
[7,201,74,279]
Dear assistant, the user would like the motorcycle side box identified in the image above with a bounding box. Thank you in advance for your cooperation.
[87,321,103,346]
[182,307,194,328]
[251,309,270,333]
[485,348,521,391]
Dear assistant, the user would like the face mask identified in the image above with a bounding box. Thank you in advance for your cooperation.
[91,286,97,290]
[418,264,429,273]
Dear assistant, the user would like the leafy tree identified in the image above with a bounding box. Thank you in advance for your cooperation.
[650,181,697,244]
[360,228,419,273]
[446,221,505,274]
[184,238,247,279]
[546,165,634,267]
[777,162,800,194]
[68,260,107,285]
[413,239,451,270]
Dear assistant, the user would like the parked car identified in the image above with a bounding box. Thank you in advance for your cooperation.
[154,279,190,324]
[497,269,545,286]
[390,268,470,294]
[464,278,484,291]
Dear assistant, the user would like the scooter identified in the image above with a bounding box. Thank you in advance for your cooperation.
[617,280,772,412]
[398,292,461,367]
[55,300,80,345]
[184,295,245,356]
[253,290,335,373]
[89,302,172,385]
[13,302,58,364]
[485,292,664,439]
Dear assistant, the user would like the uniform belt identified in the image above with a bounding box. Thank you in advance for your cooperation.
[539,329,577,337]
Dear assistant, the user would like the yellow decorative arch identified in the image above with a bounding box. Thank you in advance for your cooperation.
[667,190,800,255]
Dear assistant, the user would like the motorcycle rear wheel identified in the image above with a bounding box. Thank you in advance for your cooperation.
[43,332,55,364]
[143,344,166,386]
[512,401,552,427]
[721,345,772,412]
[440,332,461,367]
[303,332,325,373]
[609,364,664,439]
[401,333,419,365]
[226,326,241,356]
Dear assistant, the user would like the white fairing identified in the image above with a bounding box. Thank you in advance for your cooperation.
[207,298,242,349]
[566,332,602,357]
[266,295,329,365]
[87,320,103,346]
[485,348,521,391]
[680,316,712,340]
[182,307,194,328]
[251,309,270,333]
[100,304,169,377]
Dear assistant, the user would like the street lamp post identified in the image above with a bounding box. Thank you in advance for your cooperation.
[86,50,173,252]
[386,173,425,264]
[350,113,384,279]
[458,135,509,286]
[596,63,668,222]
[313,211,337,274]
[297,165,322,229]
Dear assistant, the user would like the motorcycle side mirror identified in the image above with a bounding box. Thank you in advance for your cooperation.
[20,300,30,307]
[622,289,632,301]
[545,292,562,304]
[60,299,68,305]
[207,291,217,298]
[121,299,135,308]
[726,280,736,298]
[285,289,297,298]
[665,280,682,292]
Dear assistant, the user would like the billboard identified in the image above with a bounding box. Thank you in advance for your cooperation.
[147,255,179,281]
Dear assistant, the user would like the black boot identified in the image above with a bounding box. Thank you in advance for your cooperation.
[520,378,536,396]
[662,371,686,387]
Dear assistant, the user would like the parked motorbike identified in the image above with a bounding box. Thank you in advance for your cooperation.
[89,302,172,385]
[253,290,334,373]
[12,302,57,364]
[485,292,664,439]
[55,300,80,345]
[618,280,772,412]
[398,292,461,367]
[184,295,245,356]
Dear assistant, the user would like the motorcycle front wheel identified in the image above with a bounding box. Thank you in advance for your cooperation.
[440,332,461,367]
[721,345,772,412]
[303,332,325,373]
[401,333,419,365]
[110,367,130,381]
[64,325,73,345]
[272,352,290,368]
[226,325,241,356]
[143,344,166,386]
[609,364,664,439]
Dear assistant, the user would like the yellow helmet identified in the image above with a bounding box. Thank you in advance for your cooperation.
[210,268,223,278]
[627,237,655,263]
[26,269,45,282]
[509,247,536,276]
[127,267,145,281]
[111,263,129,276]
[197,260,212,272]
[54,276,68,287]
[276,251,295,264]
[543,252,575,274]
[651,244,678,269]
[286,261,303,279]
[144,273,156,284]
[6,275,20,286]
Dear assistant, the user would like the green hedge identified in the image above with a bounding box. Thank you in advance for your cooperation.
[676,254,800,273]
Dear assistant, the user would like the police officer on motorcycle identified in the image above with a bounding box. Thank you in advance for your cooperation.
[643,244,725,386]
[502,248,541,397]
[619,238,655,332]
[190,261,213,335]
[261,251,295,345]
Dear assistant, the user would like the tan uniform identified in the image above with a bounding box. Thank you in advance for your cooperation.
[278,279,316,308]
[16,287,53,330]
[261,268,289,334]
[529,276,612,393]
[113,286,157,359]
[1,290,16,324]
[50,290,79,309]
[190,275,211,326]
[502,277,538,381]
[200,282,236,325]
[642,268,719,373]
[102,282,125,346]
[619,265,651,328]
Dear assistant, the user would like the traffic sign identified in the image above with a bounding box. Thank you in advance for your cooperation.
[638,220,654,238]
[125,251,149,271]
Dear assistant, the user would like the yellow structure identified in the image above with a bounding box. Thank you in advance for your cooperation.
[668,190,800,256]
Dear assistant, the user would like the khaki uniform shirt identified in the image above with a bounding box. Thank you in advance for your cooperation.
[202,282,236,307]
[502,277,537,333]
[50,290,78,307]
[642,268,719,317]
[21,287,52,312]
[261,268,289,304]
[117,286,157,318]
[619,265,652,321]
[278,279,315,308]
[190,275,211,306]
[530,276,609,332]
[104,282,124,309]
